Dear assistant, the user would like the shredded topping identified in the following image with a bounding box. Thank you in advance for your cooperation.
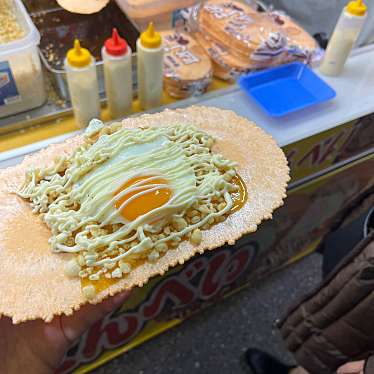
[19,121,240,287]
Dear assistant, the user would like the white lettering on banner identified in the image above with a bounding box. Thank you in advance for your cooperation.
[57,243,257,373]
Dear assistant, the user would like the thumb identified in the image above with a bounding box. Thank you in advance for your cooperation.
[60,290,131,343]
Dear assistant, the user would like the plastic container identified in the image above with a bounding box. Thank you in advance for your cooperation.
[115,0,198,31]
[238,62,336,117]
[319,0,367,77]
[0,0,46,118]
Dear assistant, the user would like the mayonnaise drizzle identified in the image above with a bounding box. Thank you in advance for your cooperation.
[19,121,238,280]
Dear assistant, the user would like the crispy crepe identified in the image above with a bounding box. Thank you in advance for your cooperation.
[0,106,289,323]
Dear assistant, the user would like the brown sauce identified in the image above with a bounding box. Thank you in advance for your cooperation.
[230,174,248,213]
[81,174,247,294]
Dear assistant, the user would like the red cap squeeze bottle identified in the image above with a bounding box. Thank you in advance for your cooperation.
[104,28,128,56]
[102,28,133,118]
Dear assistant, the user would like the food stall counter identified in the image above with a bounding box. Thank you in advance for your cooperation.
[169,45,374,148]
[2,45,374,168]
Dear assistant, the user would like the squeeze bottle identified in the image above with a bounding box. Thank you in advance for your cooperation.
[65,40,100,127]
[319,0,367,76]
[102,28,133,118]
[137,22,164,110]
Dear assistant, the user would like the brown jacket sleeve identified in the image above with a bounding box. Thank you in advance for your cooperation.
[279,231,374,374]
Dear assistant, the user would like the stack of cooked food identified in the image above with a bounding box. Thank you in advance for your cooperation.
[161,30,213,98]
[192,0,322,80]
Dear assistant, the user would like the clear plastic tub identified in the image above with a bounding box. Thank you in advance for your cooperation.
[0,0,46,118]
[115,0,199,31]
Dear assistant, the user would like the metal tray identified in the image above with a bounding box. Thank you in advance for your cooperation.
[24,0,140,100]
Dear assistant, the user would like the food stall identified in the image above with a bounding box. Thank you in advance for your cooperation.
[0,0,373,373]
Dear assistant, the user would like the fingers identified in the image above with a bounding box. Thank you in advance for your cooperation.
[60,290,131,343]
[337,360,366,374]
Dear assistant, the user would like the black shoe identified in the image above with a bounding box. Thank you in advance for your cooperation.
[244,348,295,374]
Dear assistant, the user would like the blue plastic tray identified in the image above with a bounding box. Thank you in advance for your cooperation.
[238,62,336,117]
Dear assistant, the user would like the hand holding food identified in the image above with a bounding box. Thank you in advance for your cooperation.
[0,291,130,374]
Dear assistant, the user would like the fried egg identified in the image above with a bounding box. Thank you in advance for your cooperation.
[73,134,198,225]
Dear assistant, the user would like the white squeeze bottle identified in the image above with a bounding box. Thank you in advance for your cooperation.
[137,22,164,110]
[65,40,101,127]
[319,0,367,76]
[102,28,133,118]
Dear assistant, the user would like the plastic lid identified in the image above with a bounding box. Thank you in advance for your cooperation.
[67,39,92,67]
[104,28,128,56]
[346,0,367,16]
[140,22,162,49]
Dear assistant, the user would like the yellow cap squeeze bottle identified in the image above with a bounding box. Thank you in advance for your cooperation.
[136,22,164,109]
[64,39,100,127]
[320,0,367,76]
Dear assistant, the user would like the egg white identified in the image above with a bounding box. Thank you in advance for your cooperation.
[73,135,197,224]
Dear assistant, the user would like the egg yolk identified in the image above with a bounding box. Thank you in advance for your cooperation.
[114,175,172,221]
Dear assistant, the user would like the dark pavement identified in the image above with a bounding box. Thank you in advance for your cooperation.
[94,252,322,374]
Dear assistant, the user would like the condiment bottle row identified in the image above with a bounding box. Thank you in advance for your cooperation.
[64,22,164,128]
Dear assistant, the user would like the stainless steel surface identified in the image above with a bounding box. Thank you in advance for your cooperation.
[0,130,80,167]
[0,90,72,135]
[0,66,231,135]
[0,68,110,135]
[40,52,138,101]
[39,52,106,101]
[25,0,139,100]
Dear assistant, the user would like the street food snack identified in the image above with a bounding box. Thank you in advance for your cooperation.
[267,10,321,63]
[194,32,260,80]
[161,30,212,98]
[0,106,289,323]
[57,0,110,14]
[191,0,322,79]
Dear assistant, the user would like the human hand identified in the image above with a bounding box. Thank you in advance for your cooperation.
[337,360,366,374]
[0,291,130,374]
